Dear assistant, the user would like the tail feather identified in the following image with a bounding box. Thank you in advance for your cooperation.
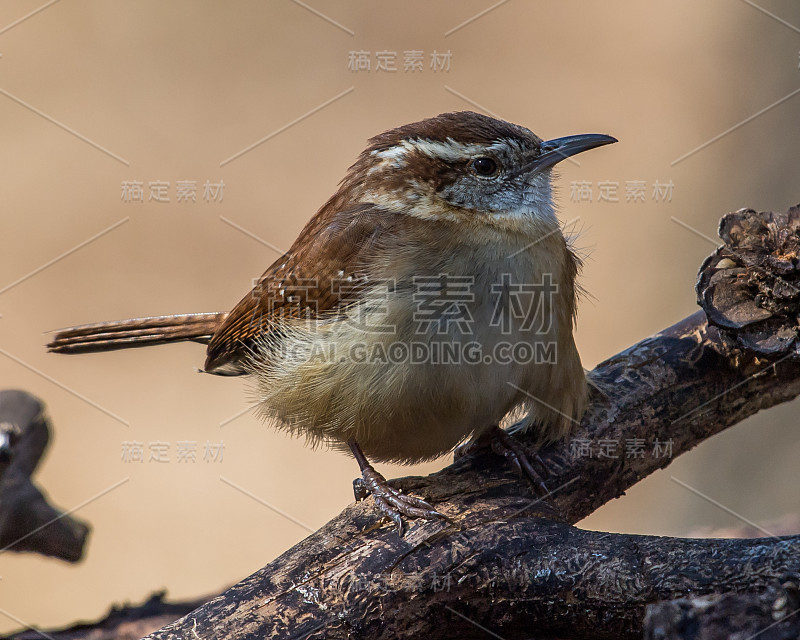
[47,312,227,354]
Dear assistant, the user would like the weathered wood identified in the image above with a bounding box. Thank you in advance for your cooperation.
[644,578,800,640]
[697,205,800,360]
[146,521,799,640]
[0,389,89,562]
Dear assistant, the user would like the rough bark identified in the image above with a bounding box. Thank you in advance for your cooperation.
[0,389,89,562]
[643,577,800,640]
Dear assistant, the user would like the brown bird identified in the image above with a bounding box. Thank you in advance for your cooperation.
[48,111,615,533]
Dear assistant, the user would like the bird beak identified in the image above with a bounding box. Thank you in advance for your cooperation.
[523,133,617,174]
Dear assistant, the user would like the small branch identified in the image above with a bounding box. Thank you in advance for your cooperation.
[4,591,211,640]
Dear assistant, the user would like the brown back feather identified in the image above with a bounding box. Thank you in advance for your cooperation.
[204,203,400,374]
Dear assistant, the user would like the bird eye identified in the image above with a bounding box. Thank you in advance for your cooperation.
[470,156,499,177]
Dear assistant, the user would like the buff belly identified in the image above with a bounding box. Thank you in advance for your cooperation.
[246,241,586,464]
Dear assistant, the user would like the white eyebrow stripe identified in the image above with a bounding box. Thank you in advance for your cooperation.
[370,136,532,170]
[407,138,486,161]
[372,138,491,163]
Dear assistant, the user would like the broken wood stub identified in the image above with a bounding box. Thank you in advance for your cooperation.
[0,389,89,562]
[697,204,800,362]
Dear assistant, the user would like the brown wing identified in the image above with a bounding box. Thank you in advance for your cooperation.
[204,203,399,374]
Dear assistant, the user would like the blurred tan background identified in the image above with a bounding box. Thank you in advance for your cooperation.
[1,0,799,632]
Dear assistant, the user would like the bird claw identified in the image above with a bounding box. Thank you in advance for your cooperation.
[459,425,558,500]
[489,427,552,497]
[354,466,453,536]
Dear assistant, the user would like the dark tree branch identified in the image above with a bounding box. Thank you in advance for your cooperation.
[133,206,800,640]
[4,592,212,640]
[0,389,89,562]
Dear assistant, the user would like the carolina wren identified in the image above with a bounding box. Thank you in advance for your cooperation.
[49,111,616,533]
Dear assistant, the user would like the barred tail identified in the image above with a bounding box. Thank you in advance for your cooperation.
[46,312,227,354]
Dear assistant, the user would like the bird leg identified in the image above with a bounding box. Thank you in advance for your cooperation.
[348,439,452,536]
[455,425,554,498]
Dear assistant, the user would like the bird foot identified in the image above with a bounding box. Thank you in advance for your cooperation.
[348,439,453,536]
[456,425,555,499]
[353,466,453,536]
